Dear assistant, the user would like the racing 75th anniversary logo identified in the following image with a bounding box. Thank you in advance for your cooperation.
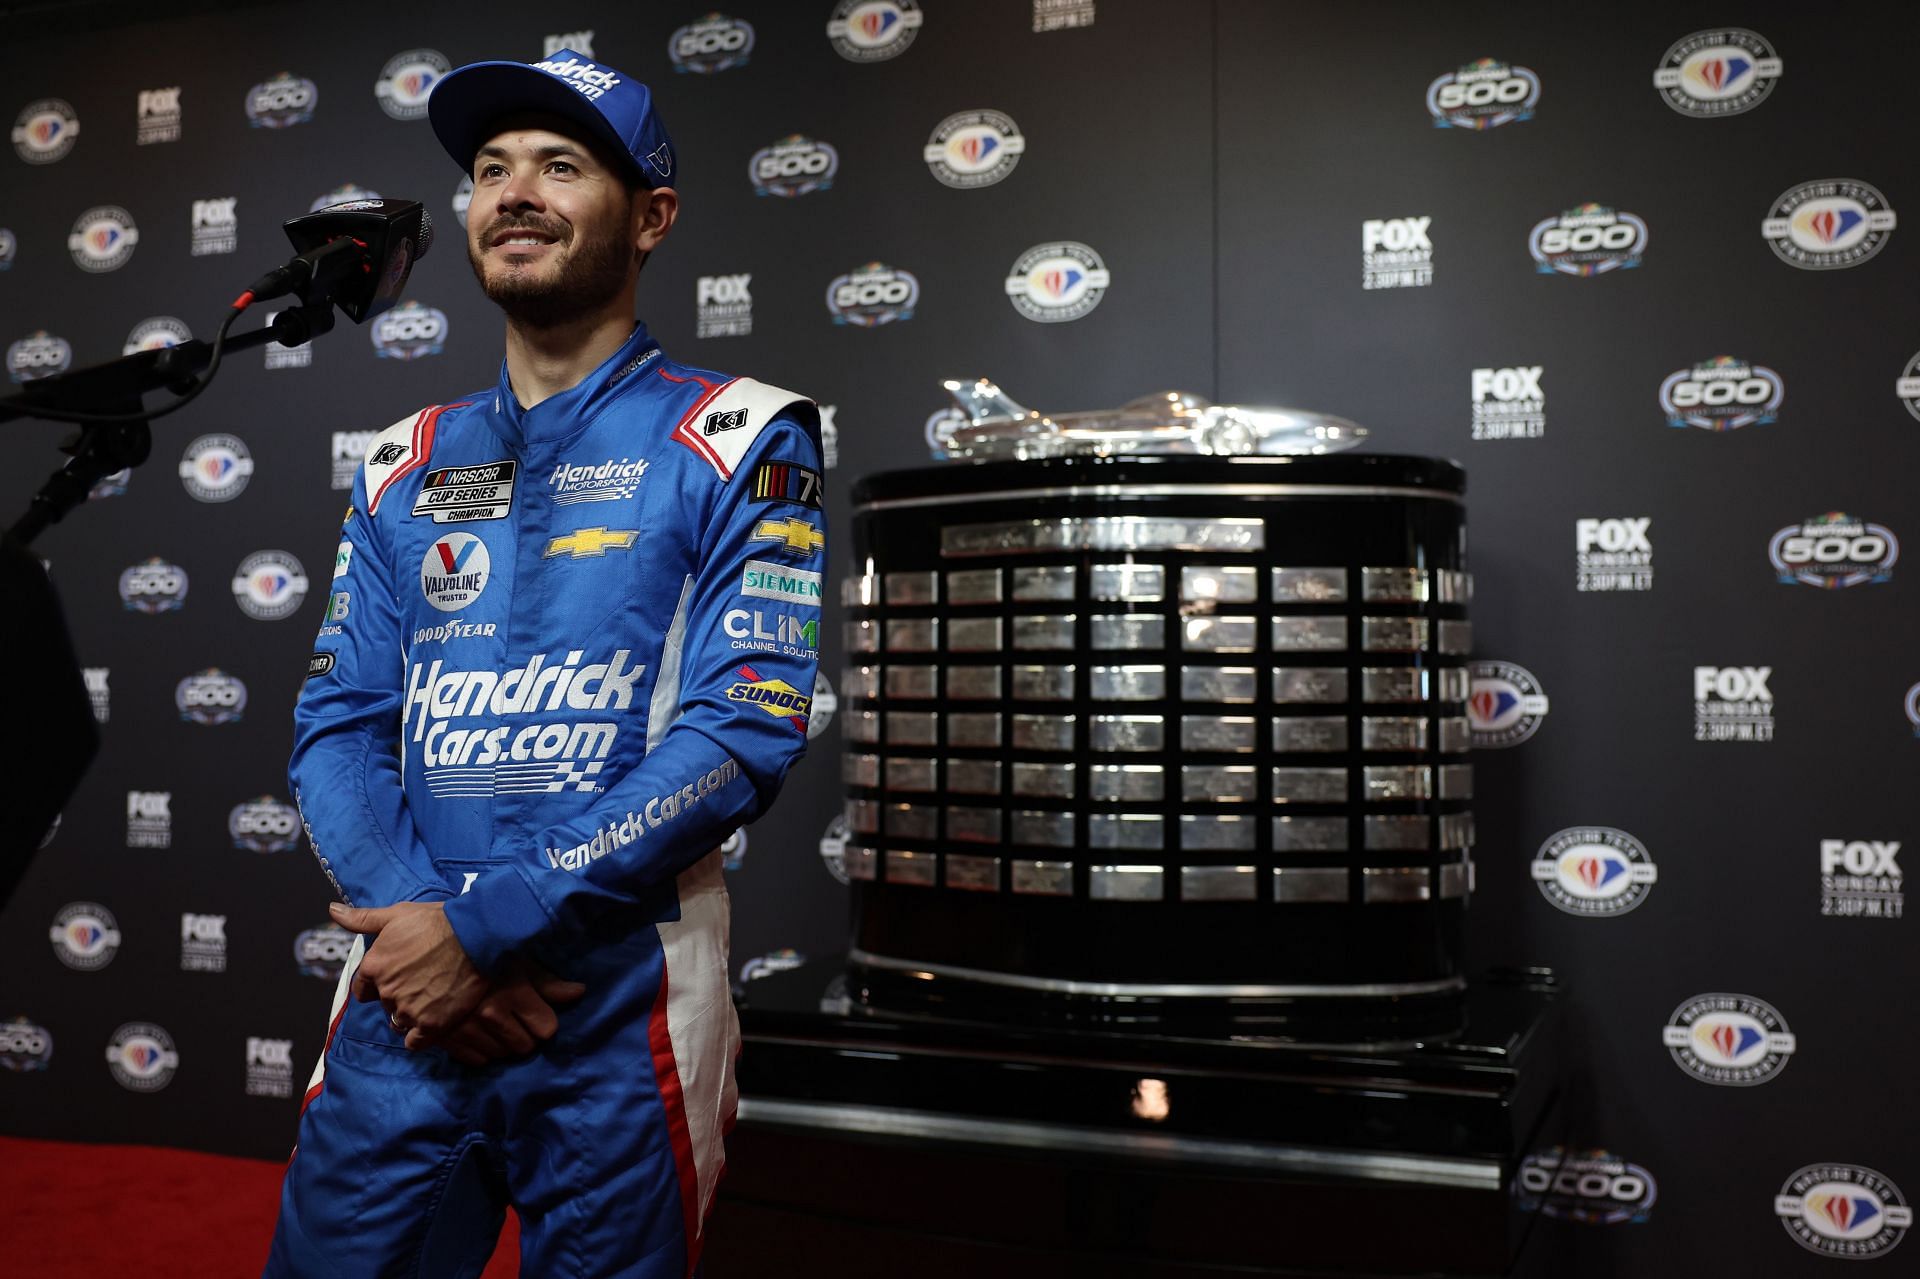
[1662,993,1796,1086]
[125,316,191,354]
[1530,204,1645,276]
[1006,242,1111,323]
[1777,1165,1912,1260]
[232,550,309,620]
[1653,29,1783,117]
[178,433,253,502]
[924,110,1025,189]
[1660,357,1783,431]
[1468,660,1549,748]
[828,0,923,62]
[1763,179,1897,269]
[1770,512,1897,588]
[1532,827,1658,916]
[1427,58,1538,129]
[68,206,139,273]
[106,1022,179,1092]
[13,98,79,163]
[374,49,449,121]
[50,902,121,971]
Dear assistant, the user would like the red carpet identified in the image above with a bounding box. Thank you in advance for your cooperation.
[0,1137,519,1277]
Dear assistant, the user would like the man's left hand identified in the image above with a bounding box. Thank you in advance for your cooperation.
[333,900,488,1039]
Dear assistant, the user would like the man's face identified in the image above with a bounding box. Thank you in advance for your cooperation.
[465,123,637,327]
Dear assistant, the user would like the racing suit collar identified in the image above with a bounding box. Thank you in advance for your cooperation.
[488,322,662,446]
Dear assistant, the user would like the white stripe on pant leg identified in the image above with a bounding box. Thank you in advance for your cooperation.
[305,934,365,1097]
[654,849,738,1235]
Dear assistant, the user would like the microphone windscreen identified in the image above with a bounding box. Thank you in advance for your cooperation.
[416,208,434,259]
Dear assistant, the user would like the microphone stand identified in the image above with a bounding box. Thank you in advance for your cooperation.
[0,298,335,897]
[3,301,336,544]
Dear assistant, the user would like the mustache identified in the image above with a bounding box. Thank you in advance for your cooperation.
[477,216,569,245]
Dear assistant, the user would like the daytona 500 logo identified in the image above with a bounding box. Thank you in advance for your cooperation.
[404,650,644,797]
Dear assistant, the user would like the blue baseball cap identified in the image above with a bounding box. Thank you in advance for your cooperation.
[428,49,677,188]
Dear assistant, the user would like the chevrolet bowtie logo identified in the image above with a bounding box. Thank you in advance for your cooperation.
[544,527,639,558]
[752,518,824,554]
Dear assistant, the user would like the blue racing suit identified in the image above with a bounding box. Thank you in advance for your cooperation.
[265,322,825,1278]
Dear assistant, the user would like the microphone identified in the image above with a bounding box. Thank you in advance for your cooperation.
[243,199,434,323]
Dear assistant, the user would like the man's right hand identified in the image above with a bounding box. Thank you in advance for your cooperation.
[410,962,586,1066]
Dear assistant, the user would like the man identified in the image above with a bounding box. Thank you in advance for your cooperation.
[264,48,826,1278]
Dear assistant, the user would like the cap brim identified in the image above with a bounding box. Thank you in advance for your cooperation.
[428,61,651,186]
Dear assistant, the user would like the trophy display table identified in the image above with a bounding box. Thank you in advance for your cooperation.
[708,959,1566,1278]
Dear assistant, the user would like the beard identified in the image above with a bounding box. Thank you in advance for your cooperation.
[468,212,634,329]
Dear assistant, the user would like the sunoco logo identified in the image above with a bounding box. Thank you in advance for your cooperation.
[405,648,643,797]
[827,262,919,327]
[125,316,191,354]
[295,923,354,979]
[750,135,838,198]
[230,796,300,852]
[105,1022,179,1092]
[1662,992,1796,1086]
[1006,241,1110,323]
[178,433,254,502]
[120,557,188,612]
[421,533,491,610]
[1654,29,1783,117]
[0,1018,53,1072]
[50,902,121,971]
[375,49,449,121]
[247,74,317,128]
[232,550,310,620]
[1427,59,1538,130]
[13,98,79,163]
[827,0,923,62]
[1769,512,1897,589]
[1530,204,1645,277]
[1763,179,1897,270]
[372,301,448,361]
[1532,826,1657,916]
[727,665,811,731]
[1777,1164,1912,1259]
[924,110,1025,189]
[310,184,380,213]
[67,206,139,273]
[1517,1148,1657,1225]
[176,668,247,725]
[670,14,755,73]
[1660,356,1782,431]
[1468,660,1549,747]
[8,331,72,382]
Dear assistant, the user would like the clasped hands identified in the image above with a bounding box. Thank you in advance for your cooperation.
[329,900,584,1067]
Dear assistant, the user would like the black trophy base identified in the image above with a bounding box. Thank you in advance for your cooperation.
[711,958,1565,1278]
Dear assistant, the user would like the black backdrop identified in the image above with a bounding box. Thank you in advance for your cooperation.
[1,2,1914,1272]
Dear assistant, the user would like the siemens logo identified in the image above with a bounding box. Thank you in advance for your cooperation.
[740,559,822,604]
